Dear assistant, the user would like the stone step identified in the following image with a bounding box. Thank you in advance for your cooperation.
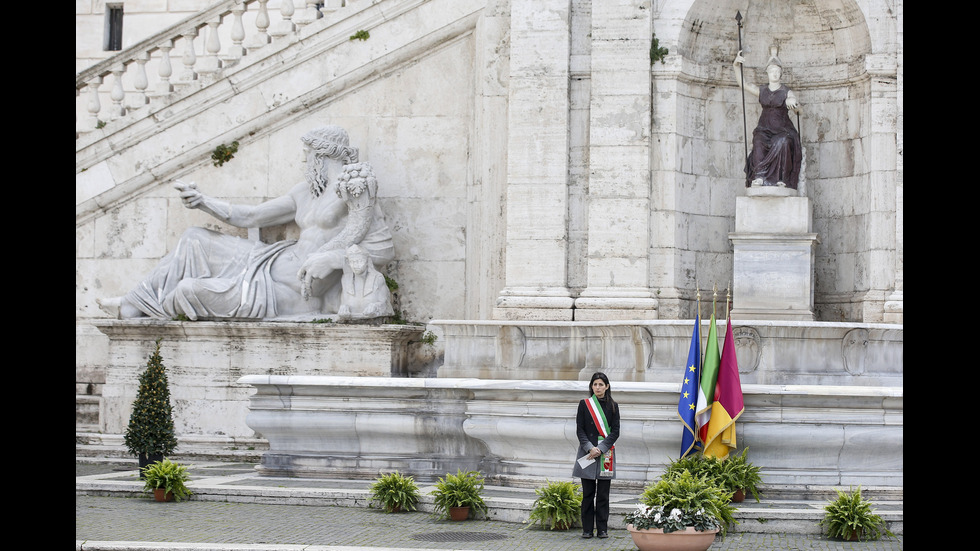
[76,456,903,536]
[75,395,100,426]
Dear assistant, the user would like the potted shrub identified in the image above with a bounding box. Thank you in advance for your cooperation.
[124,339,178,478]
[662,454,722,485]
[716,448,763,502]
[624,471,736,551]
[819,486,894,541]
[369,471,421,513]
[527,480,581,530]
[663,450,763,503]
[142,458,192,502]
[430,469,488,521]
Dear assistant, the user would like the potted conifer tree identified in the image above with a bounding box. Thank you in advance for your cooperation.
[124,338,178,478]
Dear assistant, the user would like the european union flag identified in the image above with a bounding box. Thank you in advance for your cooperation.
[677,312,701,458]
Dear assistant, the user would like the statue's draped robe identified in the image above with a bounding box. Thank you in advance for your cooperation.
[126,228,294,320]
[745,85,802,189]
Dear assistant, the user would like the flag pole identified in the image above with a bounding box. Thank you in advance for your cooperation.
[713,284,718,319]
[726,283,732,322]
[697,284,702,350]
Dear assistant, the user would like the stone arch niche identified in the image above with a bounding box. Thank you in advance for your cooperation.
[657,0,896,322]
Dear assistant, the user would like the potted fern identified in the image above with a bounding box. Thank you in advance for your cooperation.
[142,459,192,502]
[624,470,736,551]
[369,471,421,513]
[430,469,488,521]
[663,450,763,503]
[124,339,178,478]
[717,448,763,502]
[819,486,894,541]
[527,480,581,530]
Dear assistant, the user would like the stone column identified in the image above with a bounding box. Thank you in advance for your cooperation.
[574,0,657,321]
[867,50,902,324]
[729,188,818,321]
[493,0,575,321]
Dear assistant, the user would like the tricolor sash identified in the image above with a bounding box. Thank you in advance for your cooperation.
[585,395,615,477]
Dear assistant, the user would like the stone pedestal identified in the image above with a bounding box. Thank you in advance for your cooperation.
[729,188,818,321]
[93,320,425,440]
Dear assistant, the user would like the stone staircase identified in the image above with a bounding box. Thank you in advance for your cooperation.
[76,0,486,224]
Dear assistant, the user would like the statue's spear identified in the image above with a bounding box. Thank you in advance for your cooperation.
[735,11,748,163]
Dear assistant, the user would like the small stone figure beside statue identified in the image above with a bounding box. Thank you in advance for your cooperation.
[99,125,395,322]
[733,46,803,190]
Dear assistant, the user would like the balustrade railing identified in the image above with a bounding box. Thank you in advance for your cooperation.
[75,0,347,136]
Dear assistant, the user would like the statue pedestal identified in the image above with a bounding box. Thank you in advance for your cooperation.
[93,320,425,440]
[729,189,818,321]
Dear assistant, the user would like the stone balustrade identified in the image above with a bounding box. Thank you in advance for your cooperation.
[240,375,903,490]
[75,0,347,134]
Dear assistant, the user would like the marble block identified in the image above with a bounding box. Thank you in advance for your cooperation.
[730,196,818,321]
[94,320,425,439]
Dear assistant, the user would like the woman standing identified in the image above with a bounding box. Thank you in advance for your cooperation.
[572,372,621,539]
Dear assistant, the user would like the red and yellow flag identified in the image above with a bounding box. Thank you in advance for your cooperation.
[703,315,744,459]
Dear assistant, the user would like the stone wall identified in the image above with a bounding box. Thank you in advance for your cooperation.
[242,375,903,489]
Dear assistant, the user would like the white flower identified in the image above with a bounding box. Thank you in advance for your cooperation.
[669,508,682,520]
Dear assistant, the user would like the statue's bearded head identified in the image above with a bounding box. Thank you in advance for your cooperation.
[301,126,359,197]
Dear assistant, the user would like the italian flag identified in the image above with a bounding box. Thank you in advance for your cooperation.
[695,312,720,444]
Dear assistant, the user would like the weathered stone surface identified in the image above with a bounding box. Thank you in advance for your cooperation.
[241,376,903,488]
[95,320,426,439]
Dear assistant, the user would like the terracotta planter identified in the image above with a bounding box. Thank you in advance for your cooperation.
[153,488,174,502]
[626,524,718,551]
[731,489,745,503]
[449,506,470,521]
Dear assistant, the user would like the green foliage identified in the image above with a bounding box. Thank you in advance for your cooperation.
[95,119,107,129]
[663,449,763,502]
[142,459,192,502]
[430,469,488,520]
[650,32,669,64]
[419,330,438,346]
[639,471,736,534]
[384,274,399,292]
[625,502,720,533]
[349,29,370,41]
[124,339,178,457]
[820,487,894,541]
[311,318,334,324]
[527,480,581,530]
[211,141,239,167]
[369,471,422,513]
[718,448,763,502]
[388,310,409,325]
[662,453,722,483]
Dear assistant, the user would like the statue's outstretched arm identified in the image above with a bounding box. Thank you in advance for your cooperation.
[175,180,297,228]
[733,51,760,98]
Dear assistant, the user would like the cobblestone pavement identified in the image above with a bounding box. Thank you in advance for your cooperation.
[76,495,903,551]
[76,461,903,551]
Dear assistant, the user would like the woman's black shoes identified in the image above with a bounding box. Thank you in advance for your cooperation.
[597,531,608,538]
[581,532,593,538]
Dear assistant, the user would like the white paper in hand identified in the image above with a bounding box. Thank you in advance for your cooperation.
[577,455,596,468]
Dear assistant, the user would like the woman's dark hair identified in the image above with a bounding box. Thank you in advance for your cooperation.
[587,372,617,411]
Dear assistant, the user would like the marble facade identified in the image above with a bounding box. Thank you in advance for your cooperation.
[76,0,902,494]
